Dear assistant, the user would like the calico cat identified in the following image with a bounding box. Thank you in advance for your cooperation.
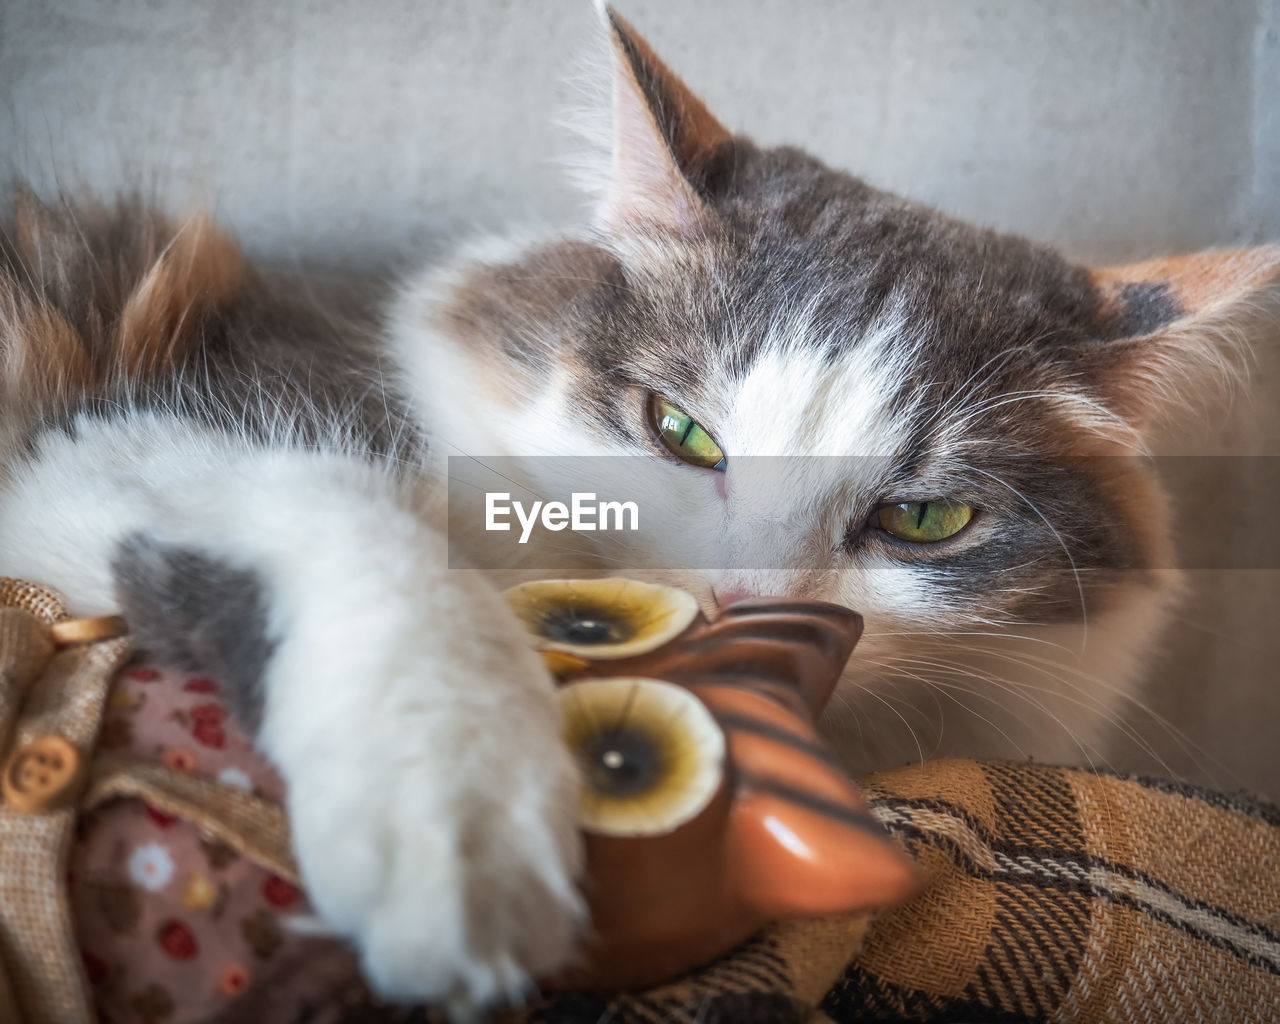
[1,6,1277,1015]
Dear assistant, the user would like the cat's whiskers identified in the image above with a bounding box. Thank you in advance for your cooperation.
[876,676,949,760]
[834,673,930,766]
[942,389,1130,439]
[883,669,947,742]
[851,655,1035,762]
[888,647,1160,771]
[954,639,1240,787]
[863,627,1067,652]
[953,460,1089,646]
[879,653,1112,774]
[916,343,1033,435]
[863,619,1235,785]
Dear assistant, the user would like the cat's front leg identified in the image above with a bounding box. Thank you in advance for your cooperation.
[0,417,585,1012]
[215,536,584,1010]
[127,534,587,1011]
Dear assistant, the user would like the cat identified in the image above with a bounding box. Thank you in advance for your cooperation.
[1,4,1277,1015]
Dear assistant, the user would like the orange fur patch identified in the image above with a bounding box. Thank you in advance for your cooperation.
[1087,246,1280,432]
[0,298,90,407]
[116,213,243,378]
[1093,247,1280,318]
[2,195,244,415]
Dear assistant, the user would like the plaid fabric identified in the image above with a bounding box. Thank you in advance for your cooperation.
[827,760,1280,1024]
[494,759,1280,1024]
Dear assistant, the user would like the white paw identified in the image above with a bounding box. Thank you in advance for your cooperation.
[269,579,586,1017]
[353,754,585,1012]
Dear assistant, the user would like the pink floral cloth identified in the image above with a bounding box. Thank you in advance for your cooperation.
[69,664,363,1024]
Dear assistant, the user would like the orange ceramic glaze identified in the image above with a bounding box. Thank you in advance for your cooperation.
[698,682,920,921]
[693,683,883,817]
[729,791,921,919]
[504,579,922,991]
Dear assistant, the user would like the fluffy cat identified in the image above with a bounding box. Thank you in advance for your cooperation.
[1,6,1277,1015]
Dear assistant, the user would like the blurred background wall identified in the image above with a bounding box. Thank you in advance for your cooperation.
[1,0,1277,794]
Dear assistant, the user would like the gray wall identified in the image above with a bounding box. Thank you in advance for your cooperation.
[4,0,1276,269]
[2,0,1278,794]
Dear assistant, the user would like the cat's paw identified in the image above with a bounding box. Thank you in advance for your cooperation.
[273,589,586,1016]
[351,753,585,1013]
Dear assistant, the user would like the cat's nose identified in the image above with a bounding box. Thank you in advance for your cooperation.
[712,586,752,611]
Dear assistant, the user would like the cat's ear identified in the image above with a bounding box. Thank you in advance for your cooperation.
[595,6,733,236]
[1088,246,1280,433]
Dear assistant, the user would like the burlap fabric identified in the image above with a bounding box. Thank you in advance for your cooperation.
[0,579,300,1024]
[0,580,131,1024]
[1,578,1277,1024]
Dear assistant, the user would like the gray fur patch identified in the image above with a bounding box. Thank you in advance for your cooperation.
[1107,282,1181,338]
[111,535,275,733]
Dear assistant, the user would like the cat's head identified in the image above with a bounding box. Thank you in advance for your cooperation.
[392,9,1280,767]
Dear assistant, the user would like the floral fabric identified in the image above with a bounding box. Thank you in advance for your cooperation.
[69,664,361,1024]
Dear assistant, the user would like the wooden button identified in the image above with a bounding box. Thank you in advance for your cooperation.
[2,735,83,813]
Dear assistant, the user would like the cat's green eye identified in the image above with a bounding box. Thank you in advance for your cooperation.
[648,395,726,471]
[877,500,974,544]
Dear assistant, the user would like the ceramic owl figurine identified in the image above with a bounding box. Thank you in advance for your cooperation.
[503,579,922,989]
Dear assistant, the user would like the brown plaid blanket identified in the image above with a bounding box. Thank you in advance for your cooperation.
[312,758,1280,1024]
[502,759,1280,1024]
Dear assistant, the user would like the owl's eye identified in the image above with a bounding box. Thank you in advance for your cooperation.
[876,500,974,543]
[559,677,725,837]
[648,394,726,470]
[504,578,699,660]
